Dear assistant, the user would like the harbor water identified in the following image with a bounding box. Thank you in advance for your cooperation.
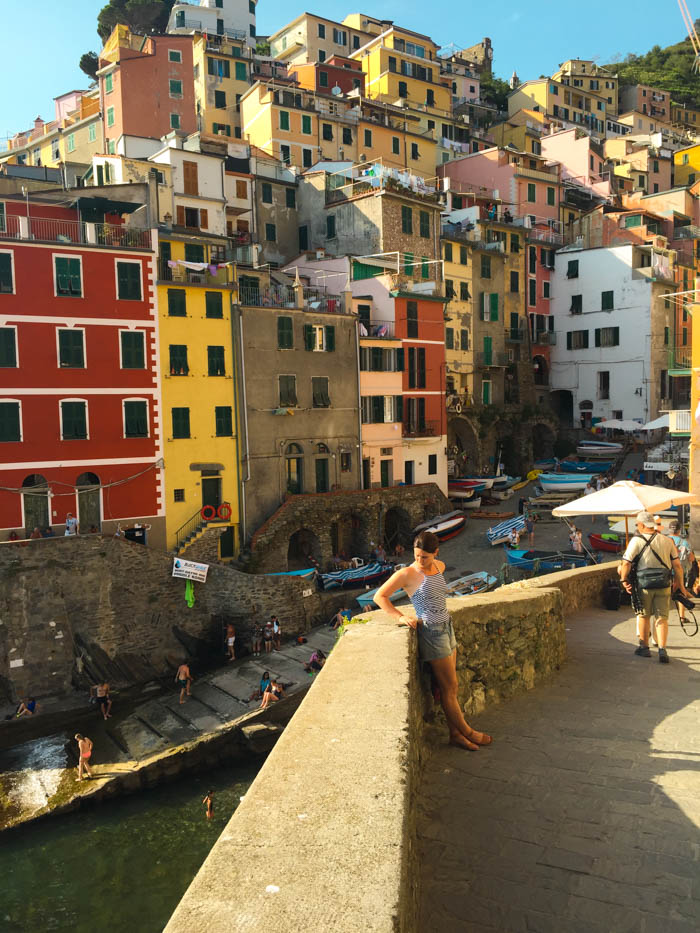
[1,755,261,932]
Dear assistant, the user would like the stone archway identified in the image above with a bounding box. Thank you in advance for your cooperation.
[287,528,321,571]
[447,415,481,476]
[383,507,412,553]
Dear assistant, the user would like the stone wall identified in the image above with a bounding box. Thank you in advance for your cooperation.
[0,536,346,702]
[249,483,451,572]
[166,563,615,933]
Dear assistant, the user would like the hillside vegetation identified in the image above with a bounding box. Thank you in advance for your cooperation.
[607,25,700,107]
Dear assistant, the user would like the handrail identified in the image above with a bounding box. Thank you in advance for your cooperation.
[174,508,207,552]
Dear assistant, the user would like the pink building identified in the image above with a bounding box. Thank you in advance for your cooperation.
[539,128,613,201]
[619,84,670,123]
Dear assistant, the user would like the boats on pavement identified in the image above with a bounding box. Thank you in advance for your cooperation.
[319,561,393,591]
[486,514,527,546]
[558,460,613,474]
[458,496,482,510]
[356,569,498,609]
[575,440,624,459]
[413,510,466,541]
[503,548,593,571]
[266,567,317,578]
[538,472,596,493]
[588,532,623,553]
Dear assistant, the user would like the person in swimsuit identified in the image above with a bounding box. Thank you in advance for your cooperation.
[202,790,214,820]
[75,733,93,780]
[272,616,282,651]
[259,678,285,709]
[175,662,192,704]
[91,682,112,720]
[374,530,492,752]
[226,623,236,662]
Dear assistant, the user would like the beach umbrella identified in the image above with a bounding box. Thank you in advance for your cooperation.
[597,419,641,432]
[642,414,669,431]
[552,481,699,544]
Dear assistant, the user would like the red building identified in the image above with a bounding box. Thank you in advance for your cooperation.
[0,193,164,544]
[395,292,447,489]
[528,237,558,396]
[289,56,365,97]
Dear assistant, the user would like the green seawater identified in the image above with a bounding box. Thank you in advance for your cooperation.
[1,759,261,933]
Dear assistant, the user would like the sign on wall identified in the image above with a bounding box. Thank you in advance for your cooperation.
[172,558,209,583]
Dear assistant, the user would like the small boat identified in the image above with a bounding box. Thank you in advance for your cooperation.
[458,496,482,510]
[471,510,515,521]
[445,571,498,595]
[534,459,556,470]
[588,532,622,553]
[538,472,596,493]
[558,460,612,474]
[319,561,393,591]
[504,548,592,571]
[266,567,317,578]
[356,584,408,609]
[486,515,526,546]
[492,474,521,490]
[411,511,467,541]
[447,487,476,500]
[448,479,487,494]
[511,478,530,491]
[575,441,623,459]
[460,476,494,490]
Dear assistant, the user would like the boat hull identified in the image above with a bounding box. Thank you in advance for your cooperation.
[538,472,595,492]
[320,561,393,591]
[458,496,482,510]
[486,515,526,546]
[504,548,590,571]
[588,533,622,553]
[559,460,612,474]
[576,443,623,459]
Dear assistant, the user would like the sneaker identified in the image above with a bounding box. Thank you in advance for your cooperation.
[634,643,652,657]
[659,648,670,664]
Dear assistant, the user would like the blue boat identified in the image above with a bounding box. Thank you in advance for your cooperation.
[504,548,592,571]
[558,460,612,474]
[319,561,393,591]
[356,570,498,609]
[538,472,596,492]
[266,568,317,578]
[534,458,556,470]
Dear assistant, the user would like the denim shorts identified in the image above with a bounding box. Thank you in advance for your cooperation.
[417,619,457,662]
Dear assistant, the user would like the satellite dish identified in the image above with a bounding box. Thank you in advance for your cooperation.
[331,85,342,96]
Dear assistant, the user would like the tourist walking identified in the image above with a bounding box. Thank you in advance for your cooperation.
[175,661,192,704]
[507,526,520,549]
[75,734,93,781]
[584,482,596,523]
[524,512,535,547]
[570,527,583,553]
[620,511,691,663]
[374,530,492,751]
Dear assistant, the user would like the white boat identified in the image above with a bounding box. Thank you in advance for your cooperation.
[492,474,521,490]
[461,476,494,490]
[447,487,477,500]
[538,472,596,493]
[576,441,623,459]
[491,488,515,501]
[459,496,482,510]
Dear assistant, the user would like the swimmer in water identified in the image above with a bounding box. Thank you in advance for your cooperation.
[203,789,214,820]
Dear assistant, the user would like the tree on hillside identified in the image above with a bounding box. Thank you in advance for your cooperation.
[606,29,700,108]
[79,52,100,81]
[479,74,511,112]
[96,0,175,42]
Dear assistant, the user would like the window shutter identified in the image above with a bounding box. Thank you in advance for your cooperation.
[199,209,208,229]
[371,396,384,423]
[417,347,426,388]
[490,292,498,321]
[395,395,403,422]
[396,347,404,371]
[408,347,415,388]
[613,326,619,345]
[176,206,186,226]
[304,324,314,350]
[594,328,600,347]
[371,346,382,371]
[566,332,572,350]
[0,402,20,441]
[324,325,335,351]
[480,291,486,320]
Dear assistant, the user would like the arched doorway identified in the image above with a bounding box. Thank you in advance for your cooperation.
[76,472,101,532]
[287,527,321,570]
[331,511,367,558]
[531,423,556,461]
[384,507,411,554]
[447,417,480,475]
[285,443,303,495]
[22,474,49,534]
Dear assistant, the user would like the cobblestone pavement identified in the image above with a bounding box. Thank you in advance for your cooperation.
[417,605,700,932]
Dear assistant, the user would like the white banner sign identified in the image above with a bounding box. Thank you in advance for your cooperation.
[172,558,209,583]
[644,462,671,471]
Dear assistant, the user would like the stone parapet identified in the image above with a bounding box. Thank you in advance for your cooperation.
[166,564,618,932]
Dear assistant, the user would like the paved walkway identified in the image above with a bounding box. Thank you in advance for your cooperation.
[417,605,700,932]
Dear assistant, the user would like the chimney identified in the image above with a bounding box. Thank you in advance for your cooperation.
[33,116,44,133]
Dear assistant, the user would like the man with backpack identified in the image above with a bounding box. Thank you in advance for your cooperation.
[620,511,691,663]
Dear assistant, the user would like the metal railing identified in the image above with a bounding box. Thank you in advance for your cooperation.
[174,18,202,30]
[231,244,255,264]
[403,419,440,438]
[239,284,295,307]
[476,351,508,367]
[303,287,343,313]
[670,347,692,370]
[358,319,396,338]
[668,410,691,434]
[0,214,151,249]
[174,508,206,552]
[506,328,526,343]
[533,331,557,345]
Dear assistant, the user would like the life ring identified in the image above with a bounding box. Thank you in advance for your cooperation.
[453,402,462,414]
[201,505,216,521]
[217,502,232,521]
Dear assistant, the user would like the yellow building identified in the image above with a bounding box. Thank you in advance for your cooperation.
[443,235,475,403]
[690,293,700,549]
[1,91,102,170]
[672,101,700,131]
[489,109,546,156]
[674,143,700,187]
[157,232,241,556]
[357,100,437,177]
[552,60,619,115]
[193,32,251,141]
[508,78,607,137]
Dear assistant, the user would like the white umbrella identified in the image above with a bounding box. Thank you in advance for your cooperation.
[642,414,669,431]
[596,419,642,432]
[552,481,699,543]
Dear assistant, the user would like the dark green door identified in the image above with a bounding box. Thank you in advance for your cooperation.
[201,477,221,511]
[315,458,329,493]
[219,526,235,559]
[362,458,371,489]
[483,335,493,366]
[23,491,49,535]
[404,460,414,484]
[510,312,520,341]
[380,459,390,487]
[160,240,172,280]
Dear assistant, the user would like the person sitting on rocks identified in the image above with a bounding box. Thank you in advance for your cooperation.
[259,678,285,709]
[16,697,37,717]
[304,649,326,673]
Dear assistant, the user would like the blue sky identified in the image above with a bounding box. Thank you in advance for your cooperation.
[0,0,691,143]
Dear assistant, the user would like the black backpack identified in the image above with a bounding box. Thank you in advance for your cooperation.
[603,578,622,611]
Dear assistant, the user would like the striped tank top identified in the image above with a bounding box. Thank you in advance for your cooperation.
[410,569,450,627]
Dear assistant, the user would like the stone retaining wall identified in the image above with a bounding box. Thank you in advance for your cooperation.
[165,563,617,932]
[0,536,347,702]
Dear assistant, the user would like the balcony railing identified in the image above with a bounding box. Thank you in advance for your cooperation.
[303,287,343,313]
[358,319,396,338]
[668,410,691,434]
[403,419,440,438]
[174,18,202,30]
[159,260,233,287]
[533,331,557,345]
[239,284,295,307]
[231,245,255,264]
[670,347,692,370]
[0,214,152,249]
[506,328,526,343]
[476,351,508,367]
